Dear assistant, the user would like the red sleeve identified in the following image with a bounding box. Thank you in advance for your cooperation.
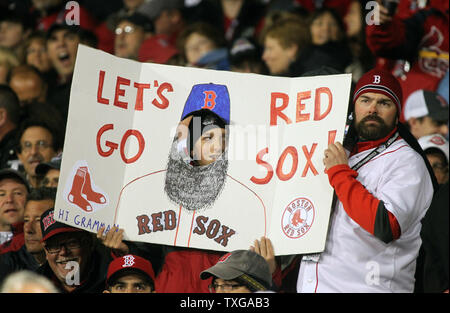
[327,164,401,242]
[0,222,25,254]
[0,233,24,254]
[366,18,406,56]
[155,250,222,293]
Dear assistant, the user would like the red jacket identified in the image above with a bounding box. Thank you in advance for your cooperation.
[155,248,223,293]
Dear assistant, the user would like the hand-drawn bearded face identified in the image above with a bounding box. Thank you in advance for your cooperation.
[164,109,229,211]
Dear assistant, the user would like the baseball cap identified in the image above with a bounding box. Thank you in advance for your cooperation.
[138,34,178,64]
[418,134,449,161]
[403,89,449,122]
[136,0,184,21]
[35,155,62,176]
[46,22,82,40]
[106,254,156,287]
[40,208,83,242]
[353,68,403,115]
[200,250,272,291]
[0,168,31,193]
[229,37,260,66]
[116,12,153,33]
[181,83,231,125]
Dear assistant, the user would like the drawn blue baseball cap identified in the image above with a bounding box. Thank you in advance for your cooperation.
[181,83,230,124]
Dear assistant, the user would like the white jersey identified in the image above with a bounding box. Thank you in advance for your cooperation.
[116,170,267,252]
[297,138,434,293]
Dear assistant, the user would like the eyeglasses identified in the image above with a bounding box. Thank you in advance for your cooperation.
[20,140,51,153]
[115,25,136,35]
[208,282,244,293]
[44,239,82,254]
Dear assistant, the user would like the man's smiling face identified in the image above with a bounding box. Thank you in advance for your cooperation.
[44,232,92,286]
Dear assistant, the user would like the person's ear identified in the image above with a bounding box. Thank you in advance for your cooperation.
[438,124,449,137]
[0,108,6,126]
[286,44,298,62]
[407,117,417,128]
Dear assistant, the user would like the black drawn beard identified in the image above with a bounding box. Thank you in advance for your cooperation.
[164,139,228,211]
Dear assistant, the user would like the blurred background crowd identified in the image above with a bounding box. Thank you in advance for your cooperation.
[0,0,448,294]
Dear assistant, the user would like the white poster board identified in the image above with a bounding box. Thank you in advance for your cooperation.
[54,45,351,256]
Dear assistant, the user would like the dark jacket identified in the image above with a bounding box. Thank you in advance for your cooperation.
[186,0,267,43]
[415,182,449,293]
[289,41,352,77]
[47,77,72,123]
[0,128,19,170]
[0,245,41,284]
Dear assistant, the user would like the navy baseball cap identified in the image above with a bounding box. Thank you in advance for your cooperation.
[46,22,82,40]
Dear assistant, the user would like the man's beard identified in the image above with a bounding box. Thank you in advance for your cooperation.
[355,115,395,141]
[164,139,228,211]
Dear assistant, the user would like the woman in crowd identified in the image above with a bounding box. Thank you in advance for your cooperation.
[177,22,230,71]
[260,13,310,76]
[289,8,352,76]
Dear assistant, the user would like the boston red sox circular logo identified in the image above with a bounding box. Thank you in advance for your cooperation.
[281,197,315,239]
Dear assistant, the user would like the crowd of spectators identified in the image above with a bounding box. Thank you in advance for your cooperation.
[0,0,448,294]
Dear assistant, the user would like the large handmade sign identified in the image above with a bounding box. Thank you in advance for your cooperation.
[54,44,351,256]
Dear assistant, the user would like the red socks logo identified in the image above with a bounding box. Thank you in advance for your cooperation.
[67,166,106,212]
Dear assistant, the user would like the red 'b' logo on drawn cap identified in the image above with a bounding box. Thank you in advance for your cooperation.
[202,90,217,109]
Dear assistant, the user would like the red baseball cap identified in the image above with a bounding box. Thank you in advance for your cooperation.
[353,68,403,115]
[138,34,178,64]
[106,254,156,286]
